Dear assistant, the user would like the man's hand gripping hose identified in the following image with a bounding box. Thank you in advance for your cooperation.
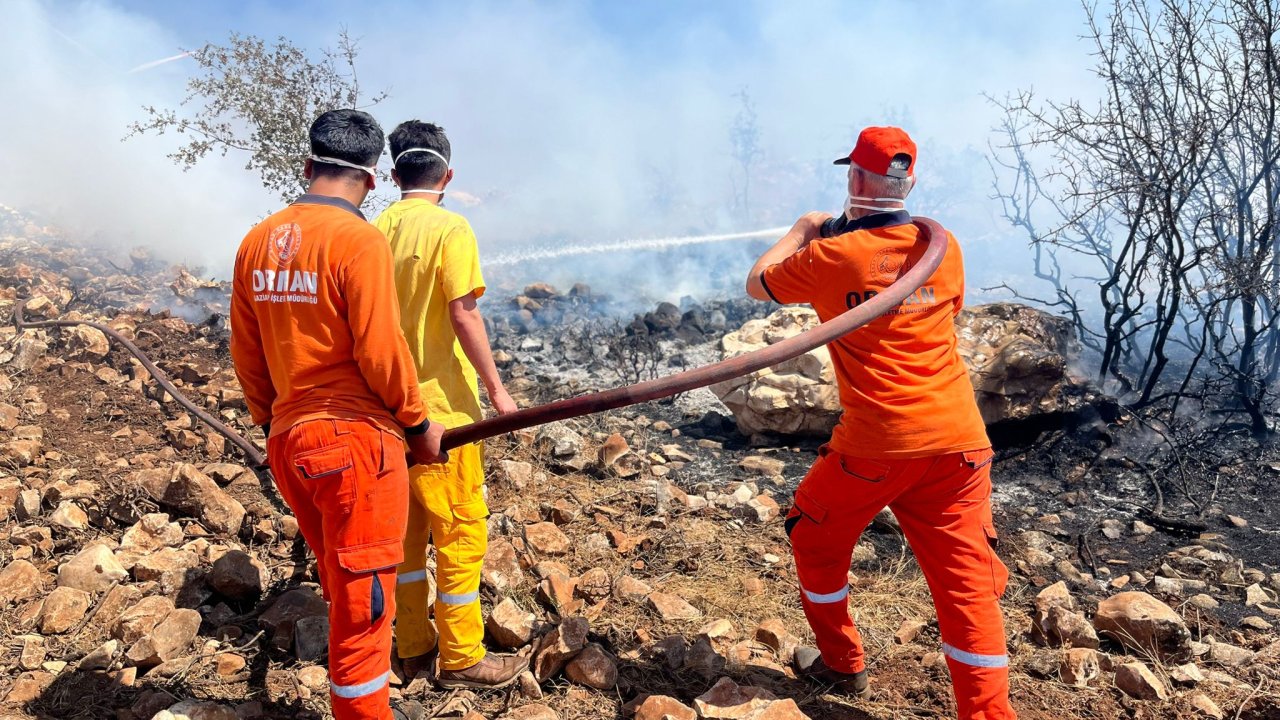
[11,217,946,468]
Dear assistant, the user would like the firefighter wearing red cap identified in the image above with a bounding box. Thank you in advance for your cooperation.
[745,127,1016,719]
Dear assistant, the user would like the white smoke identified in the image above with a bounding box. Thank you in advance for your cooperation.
[0,0,1101,299]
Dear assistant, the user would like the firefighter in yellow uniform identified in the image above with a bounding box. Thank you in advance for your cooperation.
[375,120,527,689]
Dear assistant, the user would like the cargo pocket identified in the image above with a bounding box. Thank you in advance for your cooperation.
[837,455,891,483]
[295,444,356,511]
[983,522,1009,598]
[962,448,995,471]
[452,498,490,523]
[785,486,829,542]
[335,464,408,574]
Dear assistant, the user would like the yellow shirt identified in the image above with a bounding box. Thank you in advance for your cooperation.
[374,199,485,429]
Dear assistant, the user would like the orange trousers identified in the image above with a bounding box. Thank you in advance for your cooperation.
[269,419,408,720]
[786,446,1016,720]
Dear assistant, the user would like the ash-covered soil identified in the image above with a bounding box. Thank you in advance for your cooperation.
[0,213,1278,719]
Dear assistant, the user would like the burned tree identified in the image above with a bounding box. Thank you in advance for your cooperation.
[991,0,1280,434]
[126,31,386,202]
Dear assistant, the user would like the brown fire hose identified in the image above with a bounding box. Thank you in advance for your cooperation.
[12,303,269,469]
[438,216,947,451]
[12,216,946,467]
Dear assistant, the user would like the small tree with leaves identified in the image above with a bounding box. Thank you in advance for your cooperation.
[127,31,386,202]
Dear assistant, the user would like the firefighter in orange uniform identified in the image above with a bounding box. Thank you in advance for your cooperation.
[745,127,1016,719]
[231,109,444,720]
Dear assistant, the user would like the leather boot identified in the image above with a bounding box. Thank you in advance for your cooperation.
[436,652,529,689]
[795,645,870,698]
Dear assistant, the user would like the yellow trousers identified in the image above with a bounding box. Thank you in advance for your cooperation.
[395,441,489,671]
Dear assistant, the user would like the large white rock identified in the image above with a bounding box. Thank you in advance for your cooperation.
[710,303,1087,436]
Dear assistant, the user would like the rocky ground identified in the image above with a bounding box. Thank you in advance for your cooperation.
[0,208,1278,719]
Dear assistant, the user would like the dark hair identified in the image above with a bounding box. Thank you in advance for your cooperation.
[309,109,384,181]
[389,120,451,188]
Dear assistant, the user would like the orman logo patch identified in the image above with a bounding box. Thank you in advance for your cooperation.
[870,247,914,284]
[268,223,302,265]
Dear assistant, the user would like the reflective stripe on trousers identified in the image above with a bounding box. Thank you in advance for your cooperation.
[397,441,490,672]
[331,670,391,699]
[787,447,1017,719]
[269,420,408,720]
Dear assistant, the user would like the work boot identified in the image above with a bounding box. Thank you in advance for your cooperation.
[400,648,438,683]
[437,652,529,689]
[391,698,426,720]
[795,646,870,698]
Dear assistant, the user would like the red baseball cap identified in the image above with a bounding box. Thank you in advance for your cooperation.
[833,126,917,179]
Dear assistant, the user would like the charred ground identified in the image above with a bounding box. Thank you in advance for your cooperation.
[0,219,1277,719]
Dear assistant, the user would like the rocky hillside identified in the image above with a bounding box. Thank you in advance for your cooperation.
[0,219,1278,719]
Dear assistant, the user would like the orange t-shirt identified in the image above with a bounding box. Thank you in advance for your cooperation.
[761,211,988,458]
[230,194,428,438]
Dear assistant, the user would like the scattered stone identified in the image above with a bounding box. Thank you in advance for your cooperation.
[483,539,527,591]
[120,513,185,553]
[496,460,534,489]
[564,643,617,689]
[131,547,201,599]
[895,618,928,645]
[487,598,538,650]
[633,695,697,720]
[39,586,91,634]
[4,671,54,704]
[1245,583,1272,607]
[1094,591,1191,660]
[647,591,701,621]
[599,433,631,468]
[126,608,201,666]
[518,669,543,700]
[683,635,727,677]
[58,543,129,593]
[258,587,327,651]
[0,559,45,603]
[78,639,119,670]
[500,704,559,720]
[1171,663,1205,686]
[49,500,89,531]
[537,572,579,612]
[15,488,41,520]
[297,665,328,690]
[156,701,238,720]
[525,522,571,556]
[754,619,798,664]
[19,635,46,671]
[613,575,652,602]
[216,653,247,677]
[693,677,778,719]
[1189,693,1224,719]
[1208,640,1255,667]
[1241,616,1273,631]
[739,455,785,476]
[741,494,781,523]
[210,550,268,600]
[294,615,330,661]
[1060,648,1099,687]
[115,596,176,643]
[1114,662,1168,700]
[133,464,246,536]
[532,616,589,681]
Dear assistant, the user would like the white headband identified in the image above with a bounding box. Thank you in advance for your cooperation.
[309,154,376,177]
[393,147,450,168]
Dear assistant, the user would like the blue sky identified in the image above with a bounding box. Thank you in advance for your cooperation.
[2,0,1100,292]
